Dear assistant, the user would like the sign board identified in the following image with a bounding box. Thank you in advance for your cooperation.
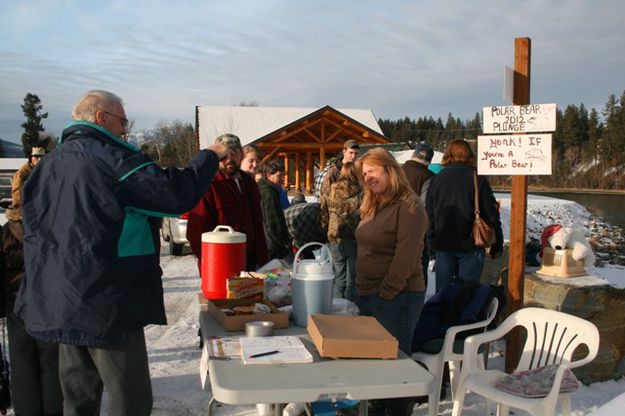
[477,134,552,175]
[483,103,556,134]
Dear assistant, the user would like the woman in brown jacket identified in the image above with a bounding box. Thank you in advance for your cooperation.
[355,148,428,416]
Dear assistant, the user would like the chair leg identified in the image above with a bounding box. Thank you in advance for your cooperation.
[428,390,439,416]
[415,356,444,416]
[450,386,465,416]
[496,404,509,416]
[448,361,460,400]
[560,395,571,416]
[426,359,445,416]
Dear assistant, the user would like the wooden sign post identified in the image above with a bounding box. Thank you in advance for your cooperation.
[506,37,531,372]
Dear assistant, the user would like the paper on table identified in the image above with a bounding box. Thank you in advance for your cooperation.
[240,335,313,365]
[200,343,209,389]
[207,337,241,358]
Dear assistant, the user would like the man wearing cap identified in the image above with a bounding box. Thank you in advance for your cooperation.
[402,143,435,290]
[186,133,269,271]
[317,139,360,199]
[14,90,231,416]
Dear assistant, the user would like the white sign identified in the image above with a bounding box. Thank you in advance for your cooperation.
[483,103,556,134]
[477,134,552,175]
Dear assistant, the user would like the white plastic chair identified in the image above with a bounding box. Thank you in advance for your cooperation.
[412,297,499,415]
[451,307,600,416]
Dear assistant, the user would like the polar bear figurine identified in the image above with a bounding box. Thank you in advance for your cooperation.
[541,224,596,267]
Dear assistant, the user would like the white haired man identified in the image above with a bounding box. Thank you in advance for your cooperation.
[14,90,230,416]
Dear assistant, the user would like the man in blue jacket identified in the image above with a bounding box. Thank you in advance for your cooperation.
[14,90,230,416]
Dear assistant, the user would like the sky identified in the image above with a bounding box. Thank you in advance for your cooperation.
[1,0,625,142]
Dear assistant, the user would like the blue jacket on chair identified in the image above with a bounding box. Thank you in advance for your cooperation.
[411,282,496,353]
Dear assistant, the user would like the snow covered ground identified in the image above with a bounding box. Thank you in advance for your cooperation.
[143,194,625,416]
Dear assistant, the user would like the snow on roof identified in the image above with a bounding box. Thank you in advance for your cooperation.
[0,158,28,171]
[197,105,382,147]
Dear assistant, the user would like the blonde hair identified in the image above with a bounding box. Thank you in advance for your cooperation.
[358,148,418,219]
[242,144,262,159]
[72,90,123,122]
[441,139,475,166]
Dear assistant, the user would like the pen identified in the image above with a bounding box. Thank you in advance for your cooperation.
[249,350,280,358]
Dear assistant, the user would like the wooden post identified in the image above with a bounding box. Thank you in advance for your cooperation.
[506,37,531,373]
[306,151,313,194]
[283,153,290,190]
[319,147,326,172]
[295,152,301,191]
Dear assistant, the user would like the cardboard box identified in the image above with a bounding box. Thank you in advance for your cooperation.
[307,314,399,359]
[206,298,289,331]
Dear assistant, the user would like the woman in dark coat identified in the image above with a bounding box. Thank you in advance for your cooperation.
[1,147,63,416]
[426,139,503,292]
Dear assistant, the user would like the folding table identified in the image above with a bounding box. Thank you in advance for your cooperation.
[199,307,436,416]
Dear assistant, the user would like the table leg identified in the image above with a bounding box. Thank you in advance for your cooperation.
[358,400,368,415]
[207,397,215,415]
[428,396,437,416]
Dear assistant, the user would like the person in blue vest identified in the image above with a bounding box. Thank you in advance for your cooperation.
[14,90,230,416]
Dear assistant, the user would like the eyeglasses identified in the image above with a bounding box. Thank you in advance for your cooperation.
[32,155,43,159]
[103,111,129,129]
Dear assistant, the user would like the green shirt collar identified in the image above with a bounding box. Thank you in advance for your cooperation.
[60,121,139,152]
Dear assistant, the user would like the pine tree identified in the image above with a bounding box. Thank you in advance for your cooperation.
[20,93,48,157]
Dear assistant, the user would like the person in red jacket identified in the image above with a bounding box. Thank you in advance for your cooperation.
[186,134,269,271]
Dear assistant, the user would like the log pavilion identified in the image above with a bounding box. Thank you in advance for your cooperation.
[195,105,389,194]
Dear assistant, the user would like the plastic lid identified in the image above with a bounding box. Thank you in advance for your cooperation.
[294,259,333,278]
[201,225,246,244]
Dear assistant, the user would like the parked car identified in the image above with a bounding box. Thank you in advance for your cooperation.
[161,213,189,256]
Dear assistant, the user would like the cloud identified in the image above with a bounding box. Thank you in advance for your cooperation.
[1,0,625,140]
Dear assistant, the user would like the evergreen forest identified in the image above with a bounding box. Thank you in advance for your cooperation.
[378,90,625,190]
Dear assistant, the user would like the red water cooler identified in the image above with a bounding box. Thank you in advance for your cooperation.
[200,225,246,299]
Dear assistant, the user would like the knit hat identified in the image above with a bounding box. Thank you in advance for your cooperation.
[215,134,242,153]
[540,224,563,257]
[413,143,434,165]
[31,146,46,156]
[291,193,306,205]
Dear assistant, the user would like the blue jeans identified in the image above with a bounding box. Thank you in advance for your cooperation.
[435,249,485,292]
[356,291,425,354]
[330,240,357,302]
